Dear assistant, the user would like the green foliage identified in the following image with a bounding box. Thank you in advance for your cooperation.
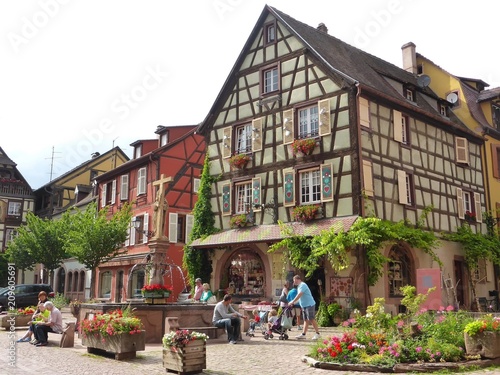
[464,314,500,336]
[316,301,333,327]
[51,292,69,309]
[400,285,433,316]
[183,155,217,288]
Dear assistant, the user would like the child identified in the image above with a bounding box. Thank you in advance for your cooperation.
[266,309,278,334]
[17,302,49,343]
[248,309,260,333]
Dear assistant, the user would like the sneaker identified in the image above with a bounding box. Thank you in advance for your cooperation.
[35,342,48,347]
[296,334,306,340]
[312,333,321,340]
[229,340,237,344]
[30,340,39,345]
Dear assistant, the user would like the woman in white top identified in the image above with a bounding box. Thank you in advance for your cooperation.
[279,281,290,308]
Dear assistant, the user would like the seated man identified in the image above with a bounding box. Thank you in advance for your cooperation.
[32,301,63,346]
[212,294,247,344]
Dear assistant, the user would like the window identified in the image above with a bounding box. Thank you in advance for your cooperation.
[160,132,169,147]
[5,228,17,244]
[99,271,112,299]
[262,66,279,94]
[101,180,116,207]
[120,174,129,200]
[134,144,142,159]
[456,188,482,222]
[493,104,500,130]
[235,181,252,214]
[405,88,414,102]
[298,105,319,139]
[235,123,252,154]
[7,202,21,216]
[264,22,276,45]
[300,169,321,204]
[401,115,409,145]
[388,245,412,297]
[397,170,414,207]
[417,64,424,75]
[137,167,147,195]
[168,213,194,244]
[439,104,448,117]
[133,216,144,244]
[130,269,145,298]
[455,137,469,164]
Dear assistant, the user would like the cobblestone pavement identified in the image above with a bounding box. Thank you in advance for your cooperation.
[1,309,499,375]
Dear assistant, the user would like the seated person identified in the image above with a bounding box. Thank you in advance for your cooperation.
[17,302,50,343]
[32,301,63,346]
[266,309,278,334]
[200,283,214,303]
[193,278,203,301]
[212,294,247,344]
[248,309,260,333]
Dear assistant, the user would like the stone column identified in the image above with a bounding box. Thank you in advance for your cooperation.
[148,238,170,285]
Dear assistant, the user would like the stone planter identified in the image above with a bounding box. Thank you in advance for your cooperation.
[464,331,500,359]
[0,314,32,329]
[163,339,206,374]
[82,331,146,360]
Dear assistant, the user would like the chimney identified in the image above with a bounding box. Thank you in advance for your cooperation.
[317,23,328,34]
[401,42,417,74]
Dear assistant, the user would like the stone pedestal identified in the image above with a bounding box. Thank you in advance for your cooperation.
[147,238,169,285]
[465,331,500,359]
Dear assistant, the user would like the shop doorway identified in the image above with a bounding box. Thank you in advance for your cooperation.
[221,250,265,300]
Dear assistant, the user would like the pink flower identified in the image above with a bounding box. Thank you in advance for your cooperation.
[446,305,454,311]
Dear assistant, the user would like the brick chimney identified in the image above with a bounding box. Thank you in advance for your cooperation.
[317,23,328,33]
[401,42,417,74]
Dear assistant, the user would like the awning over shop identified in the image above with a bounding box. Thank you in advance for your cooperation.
[190,216,359,248]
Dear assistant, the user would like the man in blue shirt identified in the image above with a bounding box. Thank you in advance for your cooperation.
[286,285,302,330]
[287,274,320,340]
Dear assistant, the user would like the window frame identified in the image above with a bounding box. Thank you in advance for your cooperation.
[263,20,276,46]
[404,86,415,102]
[160,132,169,147]
[99,271,112,299]
[260,64,280,95]
[120,174,129,200]
[299,168,321,205]
[235,123,252,154]
[134,144,142,159]
[297,104,319,139]
[7,201,21,216]
[234,180,252,214]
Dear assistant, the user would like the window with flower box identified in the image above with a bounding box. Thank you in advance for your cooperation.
[298,105,319,139]
[283,164,333,207]
[236,123,252,154]
[456,187,482,223]
[235,181,252,213]
[283,99,331,146]
[221,177,262,217]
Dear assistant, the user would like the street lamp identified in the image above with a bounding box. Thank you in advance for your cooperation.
[131,217,155,238]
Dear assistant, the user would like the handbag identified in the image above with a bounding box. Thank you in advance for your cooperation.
[207,295,217,304]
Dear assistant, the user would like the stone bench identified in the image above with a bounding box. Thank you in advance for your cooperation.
[165,317,225,339]
[48,322,76,348]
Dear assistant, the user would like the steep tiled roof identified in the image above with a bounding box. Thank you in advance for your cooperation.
[478,87,500,102]
[190,216,358,248]
[0,147,16,166]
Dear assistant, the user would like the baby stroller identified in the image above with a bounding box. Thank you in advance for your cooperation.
[264,306,293,340]
[246,310,268,337]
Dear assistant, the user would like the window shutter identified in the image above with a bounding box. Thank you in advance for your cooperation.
[101,185,107,208]
[120,174,129,200]
[318,99,331,137]
[283,168,295,207]
[474,192,482,223]
[124,220,131,246]
[222,183,232,216]
[491,144,500,179]
[138,168,146,195]
[320,163,333,202]
[455,137,469,164]
[193,178,201,193]
[251,177,262,211]
[397,170,407,205]
[362,160,374,197]
[393,110,403,143]
[478,258,487,281]
[169,213,178,243]
[143,213,149,244]
[282,109,294,145]
[252,118,263,152]
[111,179,116,204]
[456,187,464,219]
[222,127,232,159]
[130,217,136,245]
[185,214,194,243]
[359,97,370,128]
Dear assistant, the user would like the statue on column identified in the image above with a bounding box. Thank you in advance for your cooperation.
[153,189,168,240]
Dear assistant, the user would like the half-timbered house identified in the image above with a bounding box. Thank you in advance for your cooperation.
[191,6,487,313]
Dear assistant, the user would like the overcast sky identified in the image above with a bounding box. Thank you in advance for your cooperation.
[1,0,498,190]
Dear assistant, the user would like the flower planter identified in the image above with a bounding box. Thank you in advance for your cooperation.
[82,331,146,360]
[163,339,206,374]
[0,314,32,329]
[465,331,500,359]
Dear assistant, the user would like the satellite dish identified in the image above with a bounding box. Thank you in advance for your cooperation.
[446,92,459,104]
[417,74,431,88]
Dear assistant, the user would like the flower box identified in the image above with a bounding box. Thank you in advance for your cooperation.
[229,214,249,229]
[0,313,32,329]
[163,339,206,373]
[228,154,251,169]
[292,138,316,156]
[464,331,500,359]
[143,291,171,299]
[292,204,320,222]
[82,331,146,360]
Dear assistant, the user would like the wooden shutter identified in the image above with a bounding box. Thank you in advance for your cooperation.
[491,144,500,179]
[474,192,482,223]
[169,212,178,243]
[222,183,232,216]
[142,213,149,244]
[111,179,116,204]
[455,137,469,164]
[397,170,407,205]
[185,214,194,243]
[120,174,129,200]
[363,160,374,197]
[283,109,294,145]
[318,99,331,136]
[222,127,232,159]
[320,163,333,202]
[252,177,262,211]
[252,118,263,152]
[130,217,136,245]
[359,97,370,128]
[124,220,131,246]
[456,187,464,219]
[393,110,403,143]
[283,168,295,207]
[101,184,107,208]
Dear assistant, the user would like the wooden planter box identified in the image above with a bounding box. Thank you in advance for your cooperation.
[465,331,500,359]
[0,314,32,329]
[82,331,146,360]
[163,339,206,374]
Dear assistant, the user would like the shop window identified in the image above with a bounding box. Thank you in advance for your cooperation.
[224,251,265,297]
[388,245,413,297]
[129,269,145,298]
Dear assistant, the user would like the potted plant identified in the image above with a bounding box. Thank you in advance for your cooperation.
[69,299,82,319]
[1,306,36,329]
[162,329,208,373]
[228,153,251,169]
[141,283,173,298]
[80,307,145,360]
[464,314,500,359]
[229,214,248,229]
[291,138,316,156]
[464,211,476,223]
[291,204,320,222]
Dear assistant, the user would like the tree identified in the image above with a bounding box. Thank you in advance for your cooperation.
[4,237,36,284]
[6,212,70,285]
[64,202,132,298]
[183,155,218,288]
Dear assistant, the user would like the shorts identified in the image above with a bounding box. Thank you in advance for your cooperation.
[301,305,316,321]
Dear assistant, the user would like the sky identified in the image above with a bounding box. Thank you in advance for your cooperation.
[1,0,499,190]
